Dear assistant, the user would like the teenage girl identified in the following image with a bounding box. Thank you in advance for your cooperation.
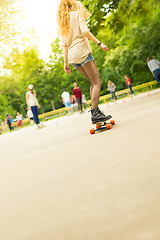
[57,0,112,124]
[26,85,43,129]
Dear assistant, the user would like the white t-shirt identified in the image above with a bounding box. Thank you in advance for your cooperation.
[61,91,70,103]
[27,110,33,118]
[27,91,38,106]
[62,11,92,63]
[108,83,116,92]
[16,114,22,121]
[148,59,160,72]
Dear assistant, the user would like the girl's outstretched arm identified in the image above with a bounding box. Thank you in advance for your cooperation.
[85,31,109,51]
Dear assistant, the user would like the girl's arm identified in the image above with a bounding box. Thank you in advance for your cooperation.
[26,93,31,110]
[85,31,109,51]
[63,46,71,74]
[37,103,40,109]
[36,97,40,109]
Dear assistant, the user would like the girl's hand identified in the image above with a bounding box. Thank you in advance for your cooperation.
[64,63,71,74]
[100,43,109,51]
[38,104,40,109]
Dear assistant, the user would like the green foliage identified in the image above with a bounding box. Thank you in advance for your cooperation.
[0,0,18,55]
[1,46,45,117]
[0,0,160,120]
[81,0,120,34]
[103,0,160,86]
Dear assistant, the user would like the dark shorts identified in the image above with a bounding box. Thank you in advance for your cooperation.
[71,53,94,69]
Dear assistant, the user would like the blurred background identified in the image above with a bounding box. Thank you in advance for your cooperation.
[0,0,160,122]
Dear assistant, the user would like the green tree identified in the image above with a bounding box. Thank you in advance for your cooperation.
[81,0,120,34]
[0,0,18,56]
[3,46,46,115]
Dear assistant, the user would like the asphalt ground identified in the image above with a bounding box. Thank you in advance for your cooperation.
[0,89,160,240]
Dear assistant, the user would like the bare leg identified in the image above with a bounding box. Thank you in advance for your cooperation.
[67,106,72,113]
[77,60,101,109]
[30,119,34,126]
[77,65,93,99]
[69,106,72,112]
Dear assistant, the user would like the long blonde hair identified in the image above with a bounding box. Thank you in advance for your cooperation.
[29,89,36,96]
[108,80,113,87]
[57,0,91,36]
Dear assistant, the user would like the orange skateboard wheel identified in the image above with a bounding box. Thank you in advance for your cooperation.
[90,128,95,134]
[106,124,111,130]
[110,120,115,125]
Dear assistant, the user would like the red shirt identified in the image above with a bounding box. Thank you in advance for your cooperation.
[126,77,131,85]
[73,87,82,99]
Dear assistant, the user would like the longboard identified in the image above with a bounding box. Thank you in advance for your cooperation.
[90,120,115,135]
[36,124,46,130]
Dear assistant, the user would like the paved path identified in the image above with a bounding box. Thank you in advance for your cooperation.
[0,90,160,240]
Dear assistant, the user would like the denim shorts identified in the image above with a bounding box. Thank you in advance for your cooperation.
[71,53,94,69]
[65,100,71,108]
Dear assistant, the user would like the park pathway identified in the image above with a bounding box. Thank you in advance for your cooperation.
[0,89,160,240]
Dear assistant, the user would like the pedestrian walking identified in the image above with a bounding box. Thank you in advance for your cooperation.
[27,108,34,126]
[57,0,112,124]
[16,112,23,128]
[61,89,72,114]
[9,115,14,124]
[73,83,83,113]
[125,75,134,95]
[147,56,160,84]
[82,94,87,110]
[107,80,117,100]
[26,85,44,129]
[6,114,13,132]
[70,94,77,112]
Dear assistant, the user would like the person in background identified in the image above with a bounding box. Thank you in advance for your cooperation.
[147,56,160,84]
[82,94,87,110]
[26,84,44,129]
[73,83,83,113]
[6,114,13,132]
[9,115,14,124]
[125,75,134,95]
[61,89,72,114]
[16,112,23,128]
[57,0,112,124]
[27,108,34,126]
[107,80,117,101]
[70,94,77,112]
